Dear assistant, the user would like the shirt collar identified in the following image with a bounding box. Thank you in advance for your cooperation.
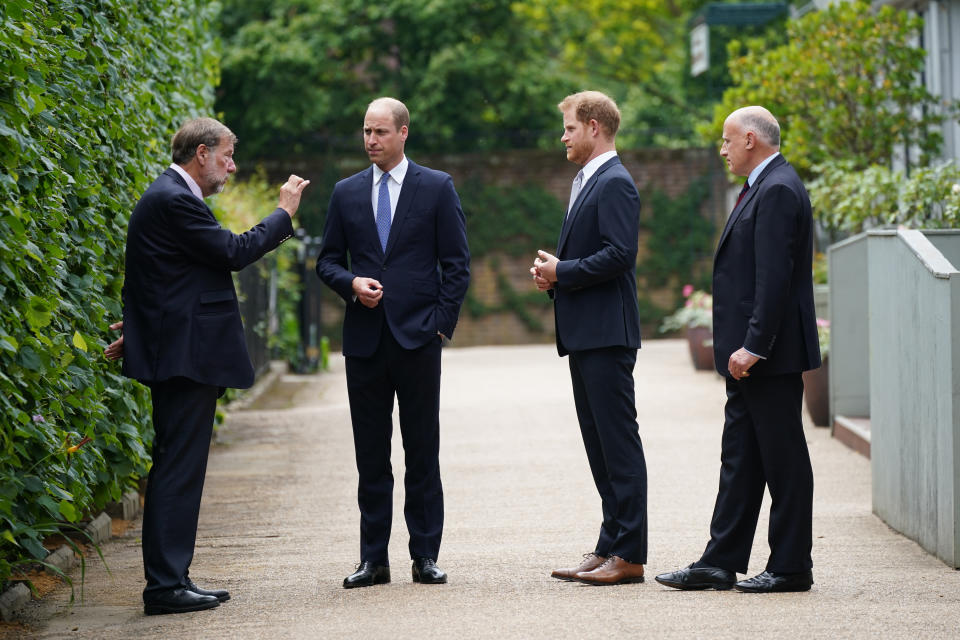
[747,151,780,187]
[373,155,409,186]
[169,163,204,201]
[170,162,203,200]
[579,150,618,184]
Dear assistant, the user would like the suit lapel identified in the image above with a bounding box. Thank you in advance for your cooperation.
[165,168,216,219]
[384,161,420,258]
[715,155,786,255]
[353,167,382,255]
[557,157,620,254]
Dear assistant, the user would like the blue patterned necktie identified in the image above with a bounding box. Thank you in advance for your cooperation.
[376,172,391,252]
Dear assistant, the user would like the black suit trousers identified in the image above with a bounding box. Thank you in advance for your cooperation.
[141,377,219,598]
[568,346,647,564]
[700,373,813,574]
[345,326,443,565]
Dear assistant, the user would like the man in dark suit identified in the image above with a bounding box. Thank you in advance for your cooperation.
[104,117,309,614]
[656,106,820,593]
[532,91,647,586]
[316,97,470,589]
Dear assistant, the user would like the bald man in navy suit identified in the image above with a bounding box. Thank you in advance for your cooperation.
[316,97,469,589]
[656,106,820,594]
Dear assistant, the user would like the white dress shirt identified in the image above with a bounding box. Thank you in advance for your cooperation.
[579,150,618,186]
[371,156,409,222]
[169,163,204,201]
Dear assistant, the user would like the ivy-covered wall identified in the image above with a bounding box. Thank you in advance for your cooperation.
[0,0,219,584]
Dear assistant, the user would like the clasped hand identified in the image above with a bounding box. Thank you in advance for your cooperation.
[530,250,559,291]
[352,277,383,308]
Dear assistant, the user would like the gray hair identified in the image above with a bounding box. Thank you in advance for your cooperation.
[171,118,236,164]
[738,110,780,148]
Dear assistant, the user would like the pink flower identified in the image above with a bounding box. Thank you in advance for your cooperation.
[682,284,694,298]
[816,318,830,328]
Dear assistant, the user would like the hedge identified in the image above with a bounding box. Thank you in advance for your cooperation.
[0,0,219,585]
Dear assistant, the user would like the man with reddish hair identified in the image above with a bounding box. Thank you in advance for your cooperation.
[532,91,647,586]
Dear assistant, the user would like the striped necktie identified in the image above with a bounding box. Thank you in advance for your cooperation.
[734,180,750,210]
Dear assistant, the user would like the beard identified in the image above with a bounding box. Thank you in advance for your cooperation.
[202,164,229,195]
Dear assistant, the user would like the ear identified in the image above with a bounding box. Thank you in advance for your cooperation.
[195,144,208,165]
[400,125,408,141]
[589,119,601,137]
[744,131,756,149]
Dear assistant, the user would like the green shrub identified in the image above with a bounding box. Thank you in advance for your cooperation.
[210,170,304,364]
[809,161,960,232]
[0,0,218,586]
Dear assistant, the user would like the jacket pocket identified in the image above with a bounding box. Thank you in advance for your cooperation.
[198,289,235,316]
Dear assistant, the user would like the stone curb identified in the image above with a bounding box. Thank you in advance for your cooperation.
[83,512,112,547]
[0,582,30,622]
[0,537,83,622]
[43,545,77,576]
[0,498,142,622]
[105,491,140,521]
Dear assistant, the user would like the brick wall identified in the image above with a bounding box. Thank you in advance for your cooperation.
[280,147,729,348]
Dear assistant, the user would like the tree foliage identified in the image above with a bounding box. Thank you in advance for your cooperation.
[0,0,218,584]
[704,0,951,179]
[216,0,573,157]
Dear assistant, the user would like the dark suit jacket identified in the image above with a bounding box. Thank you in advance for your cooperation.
[316,160,470,358]
[712,154,821,377]
[122,168,294,388]
[551,156,642,356]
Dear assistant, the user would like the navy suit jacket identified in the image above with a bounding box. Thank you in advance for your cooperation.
[316,160,470,358]
[551,156,642,356]
[122,168,294,388]
[712,154,821,377]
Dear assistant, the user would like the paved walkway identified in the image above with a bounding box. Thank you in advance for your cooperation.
[17,341,960,639]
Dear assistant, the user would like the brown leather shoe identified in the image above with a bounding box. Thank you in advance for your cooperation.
[575,555,645,585]
[551,553,606,581]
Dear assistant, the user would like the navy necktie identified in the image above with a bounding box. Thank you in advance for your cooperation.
[376,172,391,252]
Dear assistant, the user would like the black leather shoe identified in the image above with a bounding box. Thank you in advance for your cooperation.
[343,561,391,589]
[186,578,230,602]
[412,557,447,584]
[655,563,736,590]
[144,588,220,615]
[735,570,813,593]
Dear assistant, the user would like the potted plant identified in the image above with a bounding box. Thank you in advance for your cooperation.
[660,284,714,371]
[802,318,830,426]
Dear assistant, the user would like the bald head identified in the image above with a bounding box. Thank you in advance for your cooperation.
[727,106,780,149]
[720,106,782,177]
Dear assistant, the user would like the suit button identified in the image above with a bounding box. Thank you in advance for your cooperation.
[382,265,387,270]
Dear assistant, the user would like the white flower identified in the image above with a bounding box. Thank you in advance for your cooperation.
[953,183,960,194]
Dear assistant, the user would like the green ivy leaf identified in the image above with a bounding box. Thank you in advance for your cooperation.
[57,499,78,522]
[71,330,87,352]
